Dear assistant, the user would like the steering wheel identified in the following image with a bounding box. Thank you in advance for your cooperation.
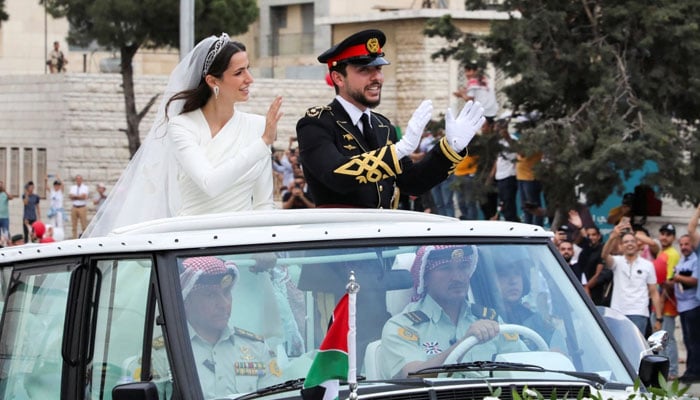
[443,324,548,365]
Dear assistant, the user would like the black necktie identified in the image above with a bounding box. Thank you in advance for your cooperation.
[361,113,378,150]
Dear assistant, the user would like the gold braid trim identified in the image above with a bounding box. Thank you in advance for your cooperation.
[334,145,398,184]
[439,137,464,163]
[389,144,403,175]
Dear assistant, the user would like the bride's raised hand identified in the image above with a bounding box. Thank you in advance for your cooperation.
[262,96,283,145]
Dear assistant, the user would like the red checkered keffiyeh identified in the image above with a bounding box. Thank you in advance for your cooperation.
[410,245,478,301]
[180,256,239,299]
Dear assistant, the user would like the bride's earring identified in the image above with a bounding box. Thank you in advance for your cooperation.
[213,86,220,99]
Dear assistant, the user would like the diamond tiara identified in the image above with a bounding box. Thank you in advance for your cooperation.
[202,33,230,77]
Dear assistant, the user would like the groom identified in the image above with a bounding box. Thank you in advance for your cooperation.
[296,29,485,209]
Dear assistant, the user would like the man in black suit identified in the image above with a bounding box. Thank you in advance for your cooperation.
[296,29,485,209]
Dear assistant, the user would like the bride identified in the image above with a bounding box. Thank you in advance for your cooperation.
[84,33,283,237]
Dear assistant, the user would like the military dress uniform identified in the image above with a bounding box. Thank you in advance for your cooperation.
[296,29,465,209]
[152,326,282,399]
[190,326,281,398]
[297,100,464,208]
[378,295,527,379]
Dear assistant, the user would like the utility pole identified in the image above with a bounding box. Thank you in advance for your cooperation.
[44,1,48,74]
[180,0,194,59]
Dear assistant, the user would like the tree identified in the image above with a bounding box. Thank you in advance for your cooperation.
[426,1,700,223]
[42,0,258,157]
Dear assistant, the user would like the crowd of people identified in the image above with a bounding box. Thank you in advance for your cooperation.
[552,208,700,384]
[4,28,695,388]
[0,174,109,247]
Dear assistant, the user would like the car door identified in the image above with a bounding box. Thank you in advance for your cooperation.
[0,255,162,400]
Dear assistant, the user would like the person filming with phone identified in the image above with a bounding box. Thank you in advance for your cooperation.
[281,175,314,209]
[601,217,663,335]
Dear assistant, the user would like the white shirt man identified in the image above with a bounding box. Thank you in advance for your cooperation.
[602,223,663,335]
[69,175,89,238]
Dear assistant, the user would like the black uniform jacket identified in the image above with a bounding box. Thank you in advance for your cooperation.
[296,99,464,208]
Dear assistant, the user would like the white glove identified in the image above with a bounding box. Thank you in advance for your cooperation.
[445,100,485,152]
[395,100,433,158]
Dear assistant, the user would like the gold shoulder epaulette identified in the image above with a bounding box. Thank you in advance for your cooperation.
[152,335,165,350]
[305,105,332,118]
[403,310,430,325]
[470,303,498,321]
[234,327,264,342]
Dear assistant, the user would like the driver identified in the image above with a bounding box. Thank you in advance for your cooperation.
[379,245,526,378]
[179,256,283,397]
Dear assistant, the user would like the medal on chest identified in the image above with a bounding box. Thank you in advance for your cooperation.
[422,341,443,355]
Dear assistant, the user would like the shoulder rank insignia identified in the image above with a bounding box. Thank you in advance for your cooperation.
[234,327,264,342]
[152,336,165,350]
[398,326,419,342]
[305,105,331,118]
[403,310,430,325]
[471,303,498,321]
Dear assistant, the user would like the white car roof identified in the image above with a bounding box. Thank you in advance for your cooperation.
[0,209,552,263]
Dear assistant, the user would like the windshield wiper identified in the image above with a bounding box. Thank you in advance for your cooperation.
[409,361,608,388]
[233,378,306,400]
[233,376,372,400]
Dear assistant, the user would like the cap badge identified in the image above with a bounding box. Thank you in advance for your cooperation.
[221,274,233,288]
[366,38,380,54]
[451,249,464,261]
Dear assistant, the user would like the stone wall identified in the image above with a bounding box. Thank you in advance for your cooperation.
[1,40,693,240]
[0,73,401,237]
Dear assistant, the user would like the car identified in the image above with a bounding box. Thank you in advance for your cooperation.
[0,209,668,400]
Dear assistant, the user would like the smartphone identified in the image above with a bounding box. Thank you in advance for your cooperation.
[620,216,631,234]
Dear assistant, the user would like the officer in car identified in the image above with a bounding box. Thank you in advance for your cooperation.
[173,256,282,397]
[379,245,527,379]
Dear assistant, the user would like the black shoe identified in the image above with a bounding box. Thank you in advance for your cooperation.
[678,374,700,384]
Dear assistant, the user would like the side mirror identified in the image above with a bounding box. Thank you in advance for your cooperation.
[113,382,160,400]
[638,354,669,388]
[647,330,668,354]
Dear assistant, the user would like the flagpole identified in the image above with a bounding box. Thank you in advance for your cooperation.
[346,271,360,400]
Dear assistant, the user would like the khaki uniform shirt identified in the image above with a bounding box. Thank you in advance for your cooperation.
[379,295,526,379]
[152,325,282,399]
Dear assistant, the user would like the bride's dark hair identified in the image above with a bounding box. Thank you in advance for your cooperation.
[165,40,247,118]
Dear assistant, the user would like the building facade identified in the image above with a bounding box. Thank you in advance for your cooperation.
[9,1,688,239]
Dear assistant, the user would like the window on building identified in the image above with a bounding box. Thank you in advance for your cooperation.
[269,4,314,56]
[0,147,48,198]
[271,6,287,30]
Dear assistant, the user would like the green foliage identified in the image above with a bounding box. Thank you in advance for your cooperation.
[427,0,700,213]
[498,374,696,400]
[41,0,258,50]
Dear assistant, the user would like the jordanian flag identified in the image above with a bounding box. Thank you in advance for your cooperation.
[301,293,354,400]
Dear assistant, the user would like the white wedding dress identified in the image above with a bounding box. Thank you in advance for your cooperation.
[170,109,273,216]
[83,35,274,238]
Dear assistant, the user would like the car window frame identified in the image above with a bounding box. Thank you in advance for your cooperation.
[151,235,641,398]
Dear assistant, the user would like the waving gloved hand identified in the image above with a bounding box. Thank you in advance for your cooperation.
[395,100,433,159]
[445,100,485,152]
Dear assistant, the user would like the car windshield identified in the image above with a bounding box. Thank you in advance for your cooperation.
[173,241,634,399]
